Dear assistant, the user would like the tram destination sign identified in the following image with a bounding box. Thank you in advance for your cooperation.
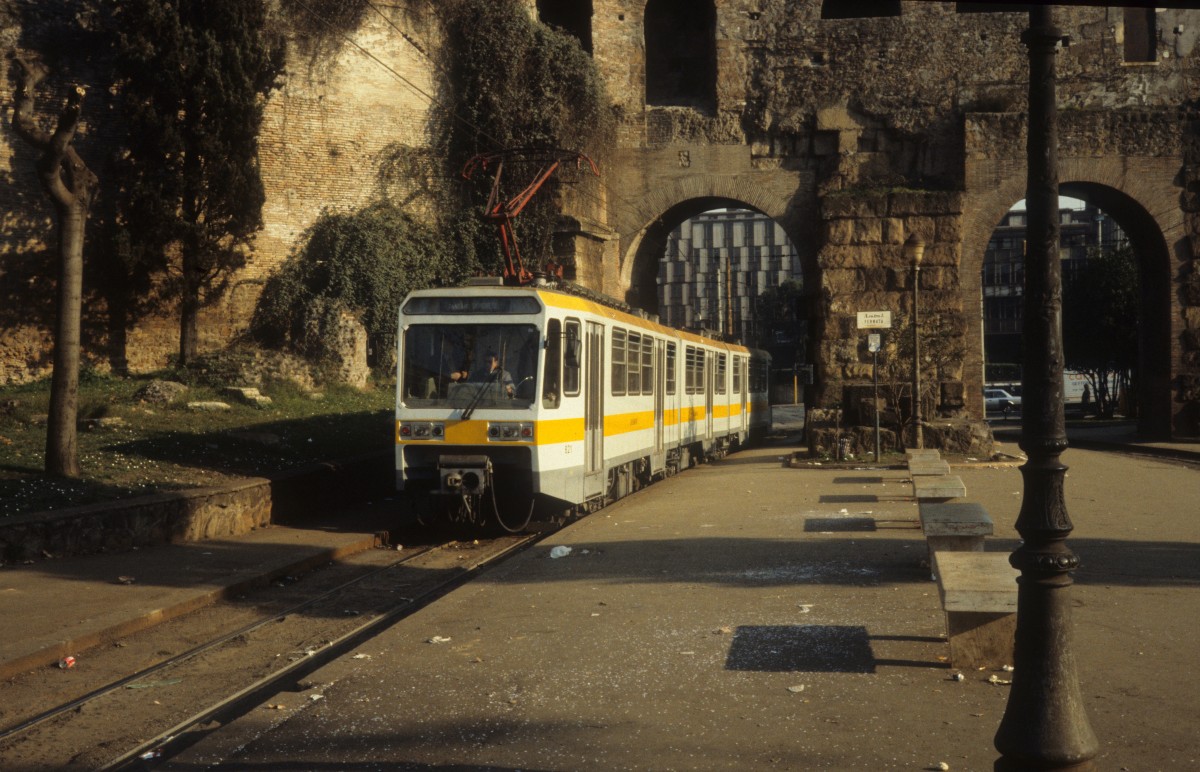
[856,311,892,329]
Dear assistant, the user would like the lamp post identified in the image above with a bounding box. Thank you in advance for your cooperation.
[904,234,925,449]
[993,7,1097,770]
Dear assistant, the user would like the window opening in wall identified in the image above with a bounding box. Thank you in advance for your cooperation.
[821,0,900,19]
[537,0,592,54]
[645,0,716,109]
[1124,8,1157,63]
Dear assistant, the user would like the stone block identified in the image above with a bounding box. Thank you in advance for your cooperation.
[882,217,907,244]
[912,474,966,501]
[133,380,188,406]
[187,401,232,412]
[825,218,855,245]
[852,218,883,245]
[908,458,951,475]
[933,550,1018,669]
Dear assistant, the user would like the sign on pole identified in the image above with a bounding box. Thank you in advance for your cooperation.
[856,310,892,329]
[867,333,881,353]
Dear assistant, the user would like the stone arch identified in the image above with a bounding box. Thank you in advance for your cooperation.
[616,176,813,314]
[644,0,716,110]
[962,164,1185,438]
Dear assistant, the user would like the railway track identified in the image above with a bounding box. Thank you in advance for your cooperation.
[0,532,542,771]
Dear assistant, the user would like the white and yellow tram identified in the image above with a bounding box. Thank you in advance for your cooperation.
[394,282,770,530]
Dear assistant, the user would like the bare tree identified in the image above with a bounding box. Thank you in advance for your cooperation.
[878,309,966,446]
[10,54,98,478]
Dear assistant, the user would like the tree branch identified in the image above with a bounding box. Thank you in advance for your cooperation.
[10,52,53,147]
[10,54,97,208]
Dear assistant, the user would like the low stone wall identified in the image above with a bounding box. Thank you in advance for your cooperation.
[0,451,393,563]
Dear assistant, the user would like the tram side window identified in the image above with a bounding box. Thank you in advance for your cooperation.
[543,320,562,409]
[564,319,581,396]
[716,353,727,394]
[627,332,642,395]
[733,357,742,394]
[612,328,627,396]
[641,336,654,394]
[666,342,677,395]
[685,346,700,394]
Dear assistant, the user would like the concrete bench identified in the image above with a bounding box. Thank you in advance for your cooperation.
[933,551,1018,669]
[919,502,994,577]
[911,474,966,502]
[908,458,951,476]
[905,449,941,461]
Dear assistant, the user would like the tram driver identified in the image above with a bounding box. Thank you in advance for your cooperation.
[450,351,515,397]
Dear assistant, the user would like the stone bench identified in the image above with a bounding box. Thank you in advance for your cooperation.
[919,502,994,578]
[908,458,951,476]
[905,449,941,461]
[933,551,1018,669]
[911,474,966,502]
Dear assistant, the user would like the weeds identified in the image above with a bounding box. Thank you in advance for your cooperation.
[0,372,392,517]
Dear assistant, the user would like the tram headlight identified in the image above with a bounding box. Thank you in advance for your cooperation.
[486,422,534,442]
[398,422,445,441]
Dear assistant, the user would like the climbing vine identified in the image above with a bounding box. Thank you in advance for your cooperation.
[431,0,614,274]
[251,203,465,369]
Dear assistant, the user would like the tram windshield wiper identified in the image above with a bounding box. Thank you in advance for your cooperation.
[461,369,501,421]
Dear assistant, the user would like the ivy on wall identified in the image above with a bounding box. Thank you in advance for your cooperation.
[253,0,614,375]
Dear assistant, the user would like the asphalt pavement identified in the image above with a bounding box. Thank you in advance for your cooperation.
[2,426,1197,770]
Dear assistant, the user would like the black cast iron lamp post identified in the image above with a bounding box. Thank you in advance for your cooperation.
[993,6,1098,771]
[904,234,925,449]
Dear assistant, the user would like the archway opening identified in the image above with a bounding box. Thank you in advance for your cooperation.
[980,185,1172,437]
[629,201,810,405]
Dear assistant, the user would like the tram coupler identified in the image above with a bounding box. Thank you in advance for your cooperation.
[438,454,492,496]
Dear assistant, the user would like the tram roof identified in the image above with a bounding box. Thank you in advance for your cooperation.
[402,285,760,356]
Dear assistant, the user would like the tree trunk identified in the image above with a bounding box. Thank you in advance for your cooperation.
[11,57,98,479]
[179,252,200,365]
[45,202,87,477]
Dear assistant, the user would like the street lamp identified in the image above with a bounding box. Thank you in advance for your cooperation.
[904,234,925,449]
[994,7,1098,769]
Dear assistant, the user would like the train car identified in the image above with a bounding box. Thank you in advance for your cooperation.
[395,281,770,531]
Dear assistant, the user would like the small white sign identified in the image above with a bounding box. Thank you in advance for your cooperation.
[868,333,881,353]
[856,311,892,329]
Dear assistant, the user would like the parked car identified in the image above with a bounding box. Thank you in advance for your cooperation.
[984,388,1021,415]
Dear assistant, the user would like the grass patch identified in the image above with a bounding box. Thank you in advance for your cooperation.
[0,373,393,518]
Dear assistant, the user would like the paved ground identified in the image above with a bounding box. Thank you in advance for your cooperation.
[151,439,1198,771]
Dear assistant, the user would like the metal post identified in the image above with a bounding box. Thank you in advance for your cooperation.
[905,235,925,449]
[994,7,1098,771]
[873,348,881,463]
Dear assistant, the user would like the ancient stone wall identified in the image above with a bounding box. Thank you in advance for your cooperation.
[3,1,1199,435]
[0,0,441,383]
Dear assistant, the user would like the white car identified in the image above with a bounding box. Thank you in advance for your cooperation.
[984,388,1021,415]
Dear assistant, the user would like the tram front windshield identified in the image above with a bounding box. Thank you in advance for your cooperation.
[402,324,540,410]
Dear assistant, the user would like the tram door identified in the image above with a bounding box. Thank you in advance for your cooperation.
[705,350,714,440]
[653,339,665,455]
[584,321,605,497]
[739,358,748,437]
